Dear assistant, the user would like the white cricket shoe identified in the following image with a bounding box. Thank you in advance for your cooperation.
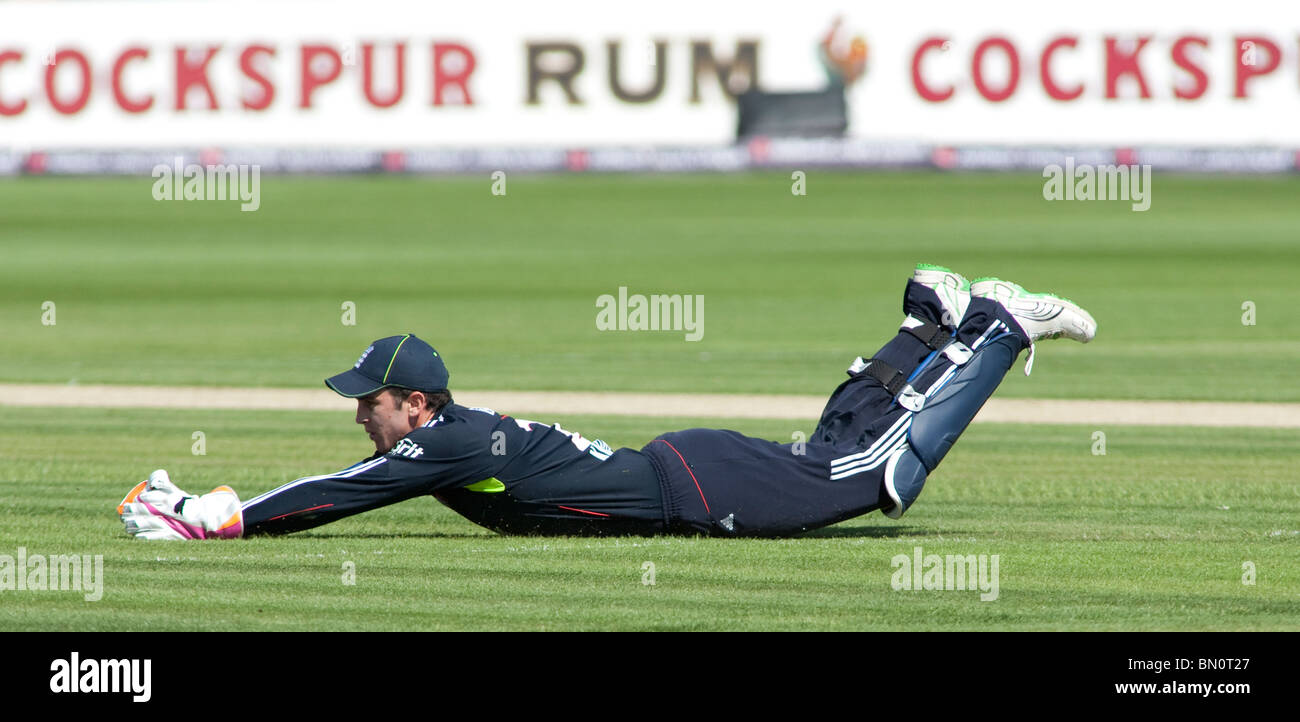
[910,262,970,329]
[971,277,1097,375]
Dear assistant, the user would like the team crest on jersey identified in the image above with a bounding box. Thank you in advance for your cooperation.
[354,345,375,369]
[391,438,425,459]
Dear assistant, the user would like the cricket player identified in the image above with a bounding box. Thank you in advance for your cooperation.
[118,264,1096,540]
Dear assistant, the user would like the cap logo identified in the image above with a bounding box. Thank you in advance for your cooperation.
[354,345,375,369]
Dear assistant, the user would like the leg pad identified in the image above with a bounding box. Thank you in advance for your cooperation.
[909,335,1018,471]
[882,445,928,519]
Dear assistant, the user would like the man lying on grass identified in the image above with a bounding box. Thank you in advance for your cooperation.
[118,263,1096,539]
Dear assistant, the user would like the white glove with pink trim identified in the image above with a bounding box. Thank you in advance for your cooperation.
[118,469,244,540]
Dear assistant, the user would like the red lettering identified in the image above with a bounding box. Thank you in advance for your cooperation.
[112,47,153,113]
[1040,36,1082,101]
[1170,36,1209,100]
[300,44,343,108]
[972,37,1019,102]
[362,42,405,108]
[432,43,475,105]
[239,45,276,110]
[1234,36,1280,98]
[44,49,92,114]
[911,37,953,102]
[175,46,220,110]
[1105,36,1152,99]
[0,50,26,116]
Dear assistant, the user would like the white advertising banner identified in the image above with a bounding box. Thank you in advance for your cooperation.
[0,0,1297,149]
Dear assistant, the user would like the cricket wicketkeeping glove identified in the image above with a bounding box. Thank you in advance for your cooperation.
[118,469,244,540]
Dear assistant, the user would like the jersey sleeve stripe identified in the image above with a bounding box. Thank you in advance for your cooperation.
[241,456,390,510]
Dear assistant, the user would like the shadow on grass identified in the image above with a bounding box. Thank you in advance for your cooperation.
[301,526,947,541]
[800,525,955,539]
[296,532,494,540]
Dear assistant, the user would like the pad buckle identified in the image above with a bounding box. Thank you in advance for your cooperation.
[847,356,869,376]
[897,385,926,412]
[851,356,927,411]
[942,341,973,366]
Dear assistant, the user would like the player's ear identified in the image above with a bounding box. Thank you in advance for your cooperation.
[407,391,428,414]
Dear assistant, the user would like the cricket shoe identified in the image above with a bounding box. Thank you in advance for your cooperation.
[910,263,970,329]
[970,277,1097,375]
[118,469,244,540]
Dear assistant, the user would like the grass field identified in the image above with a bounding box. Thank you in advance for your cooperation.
[1,407,1297,631]
[2,173,1298,400]
[1,173,1298,631]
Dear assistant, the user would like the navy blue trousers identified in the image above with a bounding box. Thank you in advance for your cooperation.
[641,282,1028,536]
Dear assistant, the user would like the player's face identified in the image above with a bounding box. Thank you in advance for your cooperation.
[355,389,414,453]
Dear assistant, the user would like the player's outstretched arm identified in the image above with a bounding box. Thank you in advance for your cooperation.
[119,434,481,539]
[118,469,244,540]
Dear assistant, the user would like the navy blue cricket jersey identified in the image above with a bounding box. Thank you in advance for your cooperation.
[240,404,666,536]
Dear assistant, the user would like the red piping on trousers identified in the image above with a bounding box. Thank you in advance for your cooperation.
[557,505,611,517]
[652,439,710,515]
[268,503,334,521]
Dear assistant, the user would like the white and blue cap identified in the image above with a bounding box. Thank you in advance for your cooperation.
[325,334,449,398]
